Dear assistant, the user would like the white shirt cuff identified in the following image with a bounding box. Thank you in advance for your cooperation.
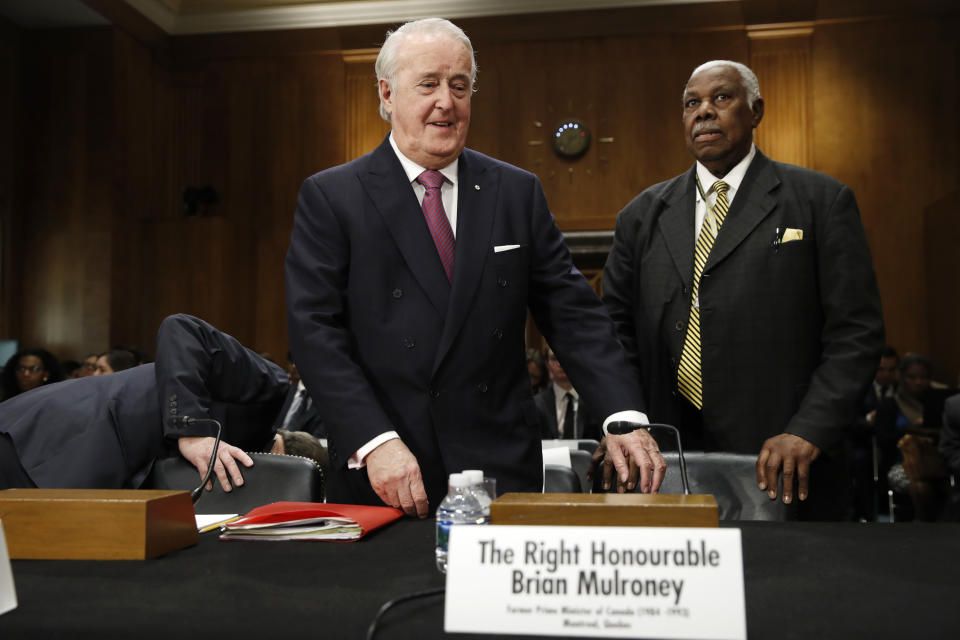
[602,410,649,436]
[347,431,400,469]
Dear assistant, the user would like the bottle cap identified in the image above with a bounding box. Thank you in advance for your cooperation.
[448,472,469,488]
[462,469,484,484]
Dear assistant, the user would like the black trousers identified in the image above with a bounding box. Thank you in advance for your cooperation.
[0,432,35,489]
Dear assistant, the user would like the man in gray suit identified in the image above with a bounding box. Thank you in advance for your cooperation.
[603,60,884,518]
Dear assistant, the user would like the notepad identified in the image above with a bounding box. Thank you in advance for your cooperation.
[219,502,403,542]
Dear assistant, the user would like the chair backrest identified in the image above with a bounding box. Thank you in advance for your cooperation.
[543,464,581,493]
[143,452,324,514]
[568,449,594,494]
[655,451,794,521]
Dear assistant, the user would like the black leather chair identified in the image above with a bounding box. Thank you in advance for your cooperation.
[654,451,793,521]
[143,452,324,514]
[543,464,581,493]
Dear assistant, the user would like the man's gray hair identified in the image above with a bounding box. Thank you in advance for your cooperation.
[688,60,761,108]
[375,18,477,122]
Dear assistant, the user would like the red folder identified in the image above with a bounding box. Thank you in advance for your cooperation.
[220,502,403,541]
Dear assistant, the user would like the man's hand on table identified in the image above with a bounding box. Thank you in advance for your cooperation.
[756,433,820,503]
[366,438,429,518]
[592,430,666,493]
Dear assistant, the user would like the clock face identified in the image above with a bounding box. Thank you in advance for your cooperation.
[551,119,591,158]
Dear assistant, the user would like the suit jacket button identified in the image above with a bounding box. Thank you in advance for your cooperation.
[675,321,684,331]
[477,382,489,393]
[497,277,508,288]
[402,337,415,349]
[392,288,403,299]
[430,389,440,399]
[493,329,504,340]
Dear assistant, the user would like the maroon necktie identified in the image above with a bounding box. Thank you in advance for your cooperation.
[416,170,455,282]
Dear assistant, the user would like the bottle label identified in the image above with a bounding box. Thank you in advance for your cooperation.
[436,520,452,550]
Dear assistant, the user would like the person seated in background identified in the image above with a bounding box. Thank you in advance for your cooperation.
[1,347,64,401]
[847,345,900,520]
[863,346,900,424]
[534,348,602,441]
[526,348,547,394]
[875,354,957,520]
[279,359,326,438]
[112,343,150,365]
[275,428,329,472]
[937,395,960,521]
[0,314,327,492]
[285,351,300,386]
[62,360,82,379]
[74,353,99,377]
[94,348,137,375]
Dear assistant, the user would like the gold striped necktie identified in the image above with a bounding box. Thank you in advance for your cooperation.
[677,180,730,409]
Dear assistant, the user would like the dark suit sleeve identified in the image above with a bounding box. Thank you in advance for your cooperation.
[939,397,960,474]
[784,186,884,449]
[523,178,643,417]
[285,176,395,458]
[602,201,645,379]
[155,314,288,441]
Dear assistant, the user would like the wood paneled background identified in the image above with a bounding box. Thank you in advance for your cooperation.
[1,0,958,380]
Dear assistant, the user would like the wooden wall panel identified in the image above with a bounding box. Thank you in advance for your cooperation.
[749,30,813,167]
[811,15,960,363]
[0,19,21,341]
[466,31,750,230]
[14,28,114,360]
[344,51,390,161]
[5,2,959,376]
[925,190,960,383]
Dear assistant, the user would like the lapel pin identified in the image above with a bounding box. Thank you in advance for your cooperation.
[474,184,480,190]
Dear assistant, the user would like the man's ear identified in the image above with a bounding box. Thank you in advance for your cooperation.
[378,78,393,116]
[751,97,765,128]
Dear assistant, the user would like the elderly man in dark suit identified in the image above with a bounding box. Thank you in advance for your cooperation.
[602,60,884,518]
[0,314,296,491]
[286,18,663,518]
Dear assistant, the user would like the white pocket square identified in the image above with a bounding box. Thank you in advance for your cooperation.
[494,244,521,253]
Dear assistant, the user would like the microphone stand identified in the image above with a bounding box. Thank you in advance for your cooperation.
[170,416,223,503]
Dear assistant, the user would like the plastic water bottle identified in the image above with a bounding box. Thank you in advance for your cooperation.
[462,469,491,524]
[435,472,484,573]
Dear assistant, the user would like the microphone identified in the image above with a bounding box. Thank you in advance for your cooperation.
[170,415,223,503]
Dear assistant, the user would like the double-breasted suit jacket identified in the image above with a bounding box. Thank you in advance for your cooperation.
[286,136,641,509]
[603,150,884,455]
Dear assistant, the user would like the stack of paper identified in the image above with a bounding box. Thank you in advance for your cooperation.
[219,502,403,542]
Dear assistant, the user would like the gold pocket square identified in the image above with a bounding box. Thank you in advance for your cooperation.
[781,228,804,243]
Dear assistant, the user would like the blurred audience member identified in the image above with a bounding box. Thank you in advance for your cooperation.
[62,360,82,379]
[526,348,547,394]
[863,346,899,424]
[285,351,300,386]
[275,428,329,472]
[279,372,325,438]
[876,354,957,520]
[1,348,64,400]
[95,349,137,375]
[112,344,149,365]
[534,348,602,441]
[76,354,98,377]
[847,345,900,520]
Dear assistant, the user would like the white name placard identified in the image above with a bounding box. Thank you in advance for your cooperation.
[444,525,745,639]
[0,520,18,616]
